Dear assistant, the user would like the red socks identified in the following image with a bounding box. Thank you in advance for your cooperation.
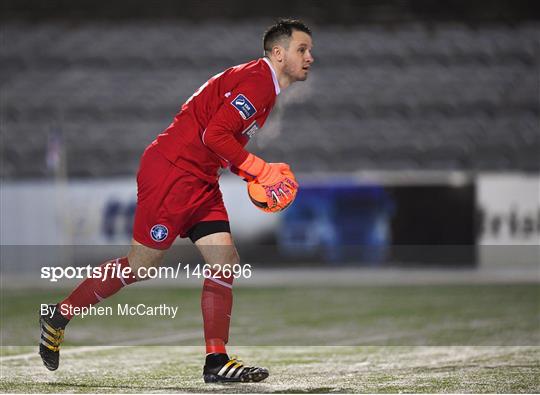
[58,258,234,356]
[59,257,137,320]
[201,270,234,354]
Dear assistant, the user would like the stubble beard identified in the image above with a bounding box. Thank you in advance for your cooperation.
[283,60,307,83]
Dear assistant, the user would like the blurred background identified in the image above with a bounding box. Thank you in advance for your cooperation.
[1,0,539,268]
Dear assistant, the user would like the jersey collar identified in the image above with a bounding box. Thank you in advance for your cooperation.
[262,57,281,96]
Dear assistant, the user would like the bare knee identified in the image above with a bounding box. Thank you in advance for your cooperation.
[216,246,240,267]
[195,232,240,268]
[127,239,167,280]
[199,245,240,269]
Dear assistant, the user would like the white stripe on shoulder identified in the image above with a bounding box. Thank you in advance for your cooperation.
[262,57,281,95]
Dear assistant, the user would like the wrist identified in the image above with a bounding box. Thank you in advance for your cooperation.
[237,153,269,179]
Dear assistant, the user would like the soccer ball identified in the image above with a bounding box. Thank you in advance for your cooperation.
[247,171,298,213]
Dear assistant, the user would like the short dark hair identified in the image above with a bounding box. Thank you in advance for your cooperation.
[263,18,312,56]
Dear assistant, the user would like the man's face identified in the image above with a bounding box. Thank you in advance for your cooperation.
[282,30,314,82]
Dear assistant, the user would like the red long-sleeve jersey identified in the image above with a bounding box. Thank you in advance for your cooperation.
[154,57,280,184]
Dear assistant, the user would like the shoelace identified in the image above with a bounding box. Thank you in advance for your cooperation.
[229,357,244,367]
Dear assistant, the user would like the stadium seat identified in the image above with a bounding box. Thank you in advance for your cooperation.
[2,21,538,178]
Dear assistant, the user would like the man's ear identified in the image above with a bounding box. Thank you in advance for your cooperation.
[272,45,284,63]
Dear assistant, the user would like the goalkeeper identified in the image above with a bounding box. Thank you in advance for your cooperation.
[39,18,314,383]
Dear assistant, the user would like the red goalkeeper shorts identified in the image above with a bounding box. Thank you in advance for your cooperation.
[133,143,229,249]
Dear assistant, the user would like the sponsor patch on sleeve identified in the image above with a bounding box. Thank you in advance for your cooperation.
[242,121,260,139]
[230,94,257,120]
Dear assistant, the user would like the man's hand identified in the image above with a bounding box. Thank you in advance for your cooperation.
[235,154,298,211]
[247,162,298,212]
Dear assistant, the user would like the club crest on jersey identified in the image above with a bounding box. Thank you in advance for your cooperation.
[242,121,260,138]
[150,224,168,242]
[231,94,257,120]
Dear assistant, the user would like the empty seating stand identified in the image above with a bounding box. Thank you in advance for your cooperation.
[1,21,538,178]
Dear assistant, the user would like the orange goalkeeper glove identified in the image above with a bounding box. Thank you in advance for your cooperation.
[229,165,256,182]
[237,154,298,212]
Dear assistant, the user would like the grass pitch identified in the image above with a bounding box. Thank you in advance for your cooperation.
[1,283,539,392]
[1,345,539,393]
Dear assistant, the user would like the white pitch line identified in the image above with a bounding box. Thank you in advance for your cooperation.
[0,330,202,362]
